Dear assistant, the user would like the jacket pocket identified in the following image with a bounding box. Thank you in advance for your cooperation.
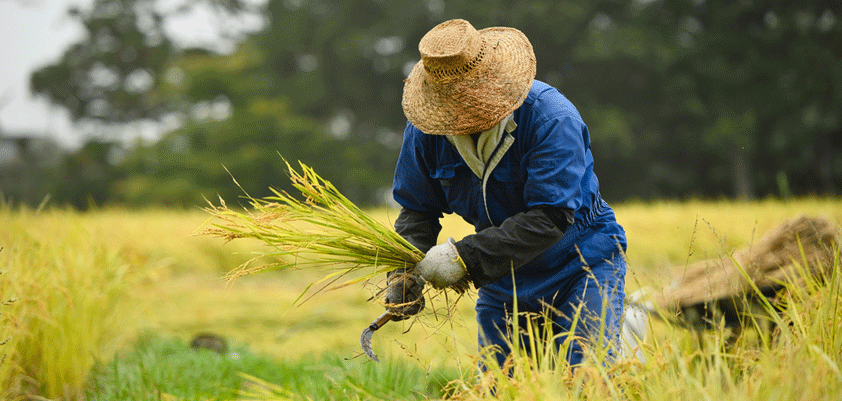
[489,163,522,183]
[431,163,458,188]
[429,162,479,224]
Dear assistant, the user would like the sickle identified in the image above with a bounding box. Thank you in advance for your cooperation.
[359,311,394,362]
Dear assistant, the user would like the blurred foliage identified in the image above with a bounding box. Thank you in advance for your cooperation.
[29,0,174,123]
[3,0,841,209]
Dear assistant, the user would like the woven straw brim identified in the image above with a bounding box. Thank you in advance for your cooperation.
[402,27,537,136]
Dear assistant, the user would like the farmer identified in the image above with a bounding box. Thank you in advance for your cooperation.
[383,19,627,368]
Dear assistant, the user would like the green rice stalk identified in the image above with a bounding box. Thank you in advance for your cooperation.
[200,159,427,303]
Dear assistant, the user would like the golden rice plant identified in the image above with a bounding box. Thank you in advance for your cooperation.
[0,208,145,400]
[446,245,842,401]
[200,159,431,304]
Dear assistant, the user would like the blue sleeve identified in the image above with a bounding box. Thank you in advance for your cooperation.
[521,92,589,214]
[455,88,590,287]
[392,122,451,214]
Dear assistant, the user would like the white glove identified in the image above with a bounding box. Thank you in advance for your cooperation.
[413,237,467,289]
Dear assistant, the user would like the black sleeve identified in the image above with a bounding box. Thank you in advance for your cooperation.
[394,207,443,254]
[454,206,574,288]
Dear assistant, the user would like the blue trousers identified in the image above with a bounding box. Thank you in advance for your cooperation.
[475,211,627,369]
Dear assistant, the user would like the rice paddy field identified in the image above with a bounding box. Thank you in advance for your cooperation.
[1,197,840,400]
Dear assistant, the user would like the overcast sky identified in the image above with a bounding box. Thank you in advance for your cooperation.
[0,0,264,149]
[0,0,91,148]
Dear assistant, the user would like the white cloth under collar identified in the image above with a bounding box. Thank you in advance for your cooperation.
[446,113,517,179]
[445,113,517,226]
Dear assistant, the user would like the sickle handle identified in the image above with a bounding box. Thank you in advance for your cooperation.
[368,311,393,332]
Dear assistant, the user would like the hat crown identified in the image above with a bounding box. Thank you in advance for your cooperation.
[418,19,485,84]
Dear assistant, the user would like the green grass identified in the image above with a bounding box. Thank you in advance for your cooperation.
[86,333,454,401]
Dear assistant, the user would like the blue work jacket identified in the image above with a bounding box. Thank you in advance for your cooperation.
[393,80,624,278]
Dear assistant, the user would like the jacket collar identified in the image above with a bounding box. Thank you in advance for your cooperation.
[445,115,517,226]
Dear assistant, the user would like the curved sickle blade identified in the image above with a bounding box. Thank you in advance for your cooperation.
[360,311,393,362]
[360,327,380,362]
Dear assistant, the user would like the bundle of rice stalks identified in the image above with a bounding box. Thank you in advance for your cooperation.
[199,159,427,304]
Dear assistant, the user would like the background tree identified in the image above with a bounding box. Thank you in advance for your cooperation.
[29,0,174,124]
[18,0,842,209]
[634,0,842,198]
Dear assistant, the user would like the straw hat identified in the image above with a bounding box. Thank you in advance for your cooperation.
[402,19,536,136]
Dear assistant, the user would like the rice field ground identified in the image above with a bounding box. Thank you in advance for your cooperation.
[1,197,840,400]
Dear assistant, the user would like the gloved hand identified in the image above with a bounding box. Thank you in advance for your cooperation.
[413,237,470,292]
[383,269,425,321]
